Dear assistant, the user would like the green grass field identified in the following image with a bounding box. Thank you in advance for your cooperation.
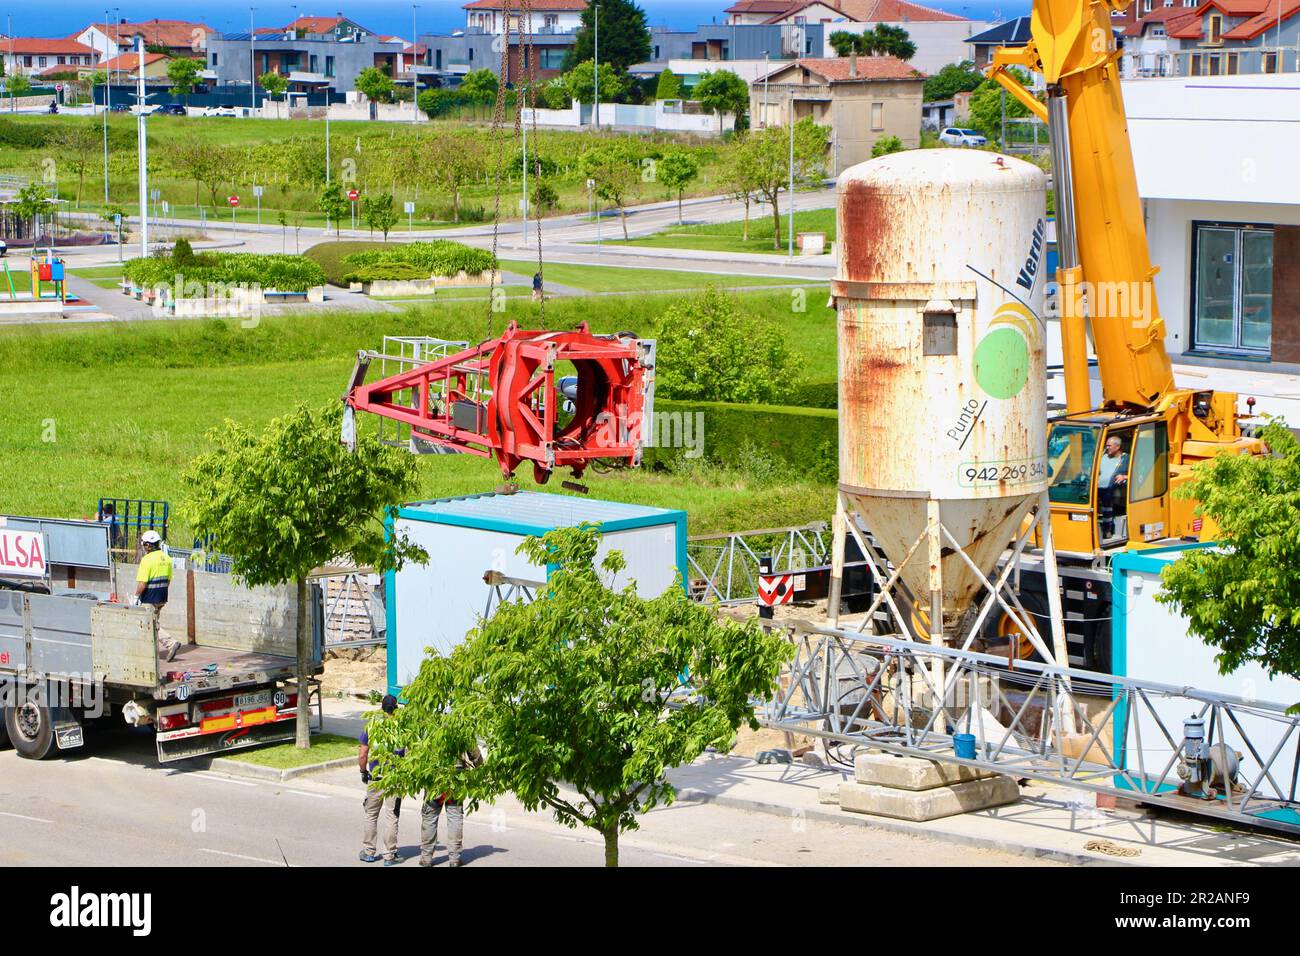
[497,259,826,294]
[609,208,837,256]
[0,290,837,539]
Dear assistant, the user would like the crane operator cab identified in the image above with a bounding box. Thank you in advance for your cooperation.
[1043,413,1171,555]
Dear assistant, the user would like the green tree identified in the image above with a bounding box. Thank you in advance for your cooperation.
[540,77,570,109]
[658,149,698,225]
[968,69,1034,145]
[582,146,639,239]
[872,134,906,157]
[49,124,101,204]
[169,141,228,206]
[923,60,984,102]
[736,117,830,249]
[458,68,499,109]
[530,178,559,213]
[655,67,680,100]
[318,181,349,237]
[368,524,789,866]
[563,0,651,72]
[259,71,289,117]
[693,69,748,133]
[655,287,798,403]
[167,57,203,106]
[362,192,399,240]
[14,182,48,235]
[181,403,426,748]
[7,74,32,100]
[828,30,861,56]
[719,140,761,242]
[1158,421,1300,711]
[873,24,917,60]
[417,130,488,223]
[355,65,395,104]
[563,59,626,105]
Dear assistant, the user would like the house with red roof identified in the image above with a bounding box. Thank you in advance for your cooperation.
[1159,0,1300,74]
[464,0,587,36]
[73,20,214,61]
[0,38,98,77]
[752,55,926,170]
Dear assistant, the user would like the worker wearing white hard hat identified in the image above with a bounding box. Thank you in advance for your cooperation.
[135,530,180,662]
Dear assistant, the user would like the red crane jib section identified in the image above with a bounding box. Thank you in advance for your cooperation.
[346,323,649,484]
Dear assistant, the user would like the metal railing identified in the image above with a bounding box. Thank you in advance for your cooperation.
[1122,44,1300,79]
[316,570,385,649]
[687,523,831,604]
[372,336,471,452]
[762,621,1300,835]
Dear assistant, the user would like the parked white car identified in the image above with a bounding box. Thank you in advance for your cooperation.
[204,105,238,117]
[939,127,988,147]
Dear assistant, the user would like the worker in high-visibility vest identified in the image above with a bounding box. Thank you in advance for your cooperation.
[135,531,180,662]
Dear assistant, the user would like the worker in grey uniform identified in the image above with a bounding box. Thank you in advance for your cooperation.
[420,744,483,868]
[359,694,403,865]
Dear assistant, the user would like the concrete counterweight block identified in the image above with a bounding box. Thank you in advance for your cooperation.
[839,776,1021,822]
[854,751,995,790]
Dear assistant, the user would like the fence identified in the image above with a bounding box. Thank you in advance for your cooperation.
[687,523,831,604]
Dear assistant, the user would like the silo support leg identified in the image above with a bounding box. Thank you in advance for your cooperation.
[1037,491,1079,735]
[926,499,946,697]
[827,493,847,628]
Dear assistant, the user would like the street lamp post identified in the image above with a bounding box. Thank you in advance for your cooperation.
[787,95,794,259]
[592,2,599,129]
[136,35,149,258]
[249,7,256,113]
[103,8,114,204]
[762,50,769,128]
[412,4,420,124]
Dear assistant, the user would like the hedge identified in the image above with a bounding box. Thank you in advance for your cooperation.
[123,252,326,293]
[648,398,838,479]
[782,379,838,410]
[338,240,497,285]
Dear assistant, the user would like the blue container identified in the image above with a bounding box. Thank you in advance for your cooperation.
[953,733,977,760]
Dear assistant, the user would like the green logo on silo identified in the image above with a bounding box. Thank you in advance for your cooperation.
[974,301,1034,400]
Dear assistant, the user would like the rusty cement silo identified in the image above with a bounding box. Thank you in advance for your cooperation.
[831,149,1048,638]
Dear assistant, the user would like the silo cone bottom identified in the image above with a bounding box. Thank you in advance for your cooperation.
[843,490,1038,630]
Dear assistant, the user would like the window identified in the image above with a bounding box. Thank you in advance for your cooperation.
[539,47,566,70]
[922,311,957,355]
[1264,51,1278,72]
[1128,423,1169,503]
[309,54,318,73]
[1207,14,1222,43]
[1151,24,1166,37]
[1047,424,1101,506]
[870,101,883,130]
[325,55,335,76]
[544,14,558,28]
[1192,222,1274,354]
[435,48,442,70]
[212,52,218,66]
[1226,52,1239,74]
[1143,0,1152,12]
[38,56,47,68]
[57,56,65,64]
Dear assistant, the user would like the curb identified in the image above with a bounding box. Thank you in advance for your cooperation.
[671,786,1135,868]
[210,755,355,783]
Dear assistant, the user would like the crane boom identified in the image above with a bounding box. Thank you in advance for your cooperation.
[989,0,1174,413]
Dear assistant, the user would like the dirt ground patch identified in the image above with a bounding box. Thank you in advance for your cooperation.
[321,653,387,699]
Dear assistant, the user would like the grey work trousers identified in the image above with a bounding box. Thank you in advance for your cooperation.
[362,786,402,860]
[420,795,464,865]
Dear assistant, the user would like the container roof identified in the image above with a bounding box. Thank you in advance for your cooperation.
[399,491,684,535]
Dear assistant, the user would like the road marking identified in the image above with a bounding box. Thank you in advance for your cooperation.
[284,789,329,800]
[199,848,285,866]
[189,772,258,787]
[0,810,54,824]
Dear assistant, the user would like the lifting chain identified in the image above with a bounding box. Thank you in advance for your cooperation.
[485,0,545,340]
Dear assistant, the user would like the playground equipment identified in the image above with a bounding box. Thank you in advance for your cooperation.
[28,248,67,303]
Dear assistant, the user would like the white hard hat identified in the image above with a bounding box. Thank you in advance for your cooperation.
[141,530,162,545]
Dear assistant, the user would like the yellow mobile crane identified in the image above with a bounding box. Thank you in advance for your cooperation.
[979,0,1265,666]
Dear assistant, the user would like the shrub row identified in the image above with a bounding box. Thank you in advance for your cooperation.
[122,252,327,293]
[339,240,497,285]
[648,398,838,482]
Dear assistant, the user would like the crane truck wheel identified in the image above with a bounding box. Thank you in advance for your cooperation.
[4,702,56,760]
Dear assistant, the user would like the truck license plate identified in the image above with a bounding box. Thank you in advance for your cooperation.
[234,690,272,709]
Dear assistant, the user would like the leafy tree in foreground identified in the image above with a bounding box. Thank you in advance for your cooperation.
[369,525,789,866]
[182,403,426,747]
[654,286,798,403]
[49,124,101,204]
[167,57,204,106]
[1158,421,1300,711]
[693,69,748,133]
[355,65,395,104]
[259,70,289,116]
[564,59,626,106]
[736,117,829,249]
[583,146,639,239]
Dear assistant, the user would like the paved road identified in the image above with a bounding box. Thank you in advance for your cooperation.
[0,727,1052,867]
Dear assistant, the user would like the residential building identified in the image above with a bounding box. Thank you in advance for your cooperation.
[1125,73,1294,366]
[1,39,98,77]
[266,15,376,40]
[73,19,214,61]
[967,15,1031,68]
[752,55,925,173]
[1165,0,1300,74]
[463,0,587,35]
[205,30,404,96]
[91,51,173,83]
[1120,7,1191,77]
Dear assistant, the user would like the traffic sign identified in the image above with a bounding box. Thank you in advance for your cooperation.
[55,83,63,92]
[347,189,360,202]
[253,185,264,198]
[404,201,415,214]
[228,196,240,207]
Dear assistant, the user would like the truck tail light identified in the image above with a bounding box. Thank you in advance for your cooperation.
[158,712,190,731]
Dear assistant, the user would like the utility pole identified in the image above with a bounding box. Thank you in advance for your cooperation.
[787,95,794,259]
[412,4,420,124]
[522,115,528,242]
[249,7,256,113]
[103,8,113,204]
[136,34,149,259]
[762,50,769,128]
[592,1,598,129]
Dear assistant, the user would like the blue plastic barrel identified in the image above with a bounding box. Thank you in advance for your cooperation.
[953,733,977,760]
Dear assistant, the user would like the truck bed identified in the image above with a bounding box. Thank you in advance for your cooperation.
[157,642,303,697]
